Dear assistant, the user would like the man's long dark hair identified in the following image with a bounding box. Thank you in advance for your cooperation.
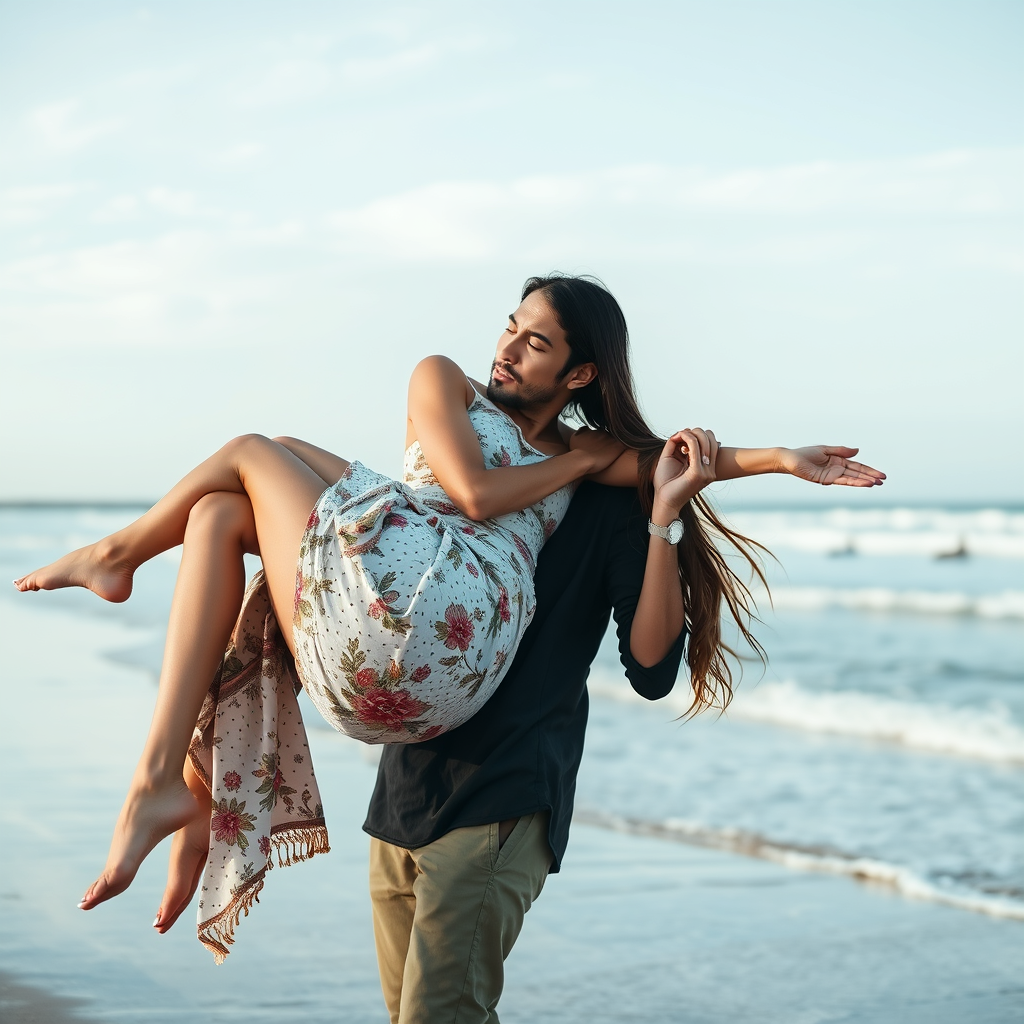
[523,273,768,714]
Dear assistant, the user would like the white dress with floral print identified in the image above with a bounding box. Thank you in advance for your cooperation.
[292,385,573,744]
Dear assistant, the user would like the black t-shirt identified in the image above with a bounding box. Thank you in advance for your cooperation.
[363,482,686,871]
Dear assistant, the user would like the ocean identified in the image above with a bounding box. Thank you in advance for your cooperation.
[581,503,1024,919]
[1,500,1022,1020]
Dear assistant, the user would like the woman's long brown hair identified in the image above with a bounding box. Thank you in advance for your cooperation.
[524,274,769,715]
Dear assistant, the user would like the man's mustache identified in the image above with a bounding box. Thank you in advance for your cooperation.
[492,361,522,384]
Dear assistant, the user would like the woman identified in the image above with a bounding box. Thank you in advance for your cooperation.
[15,274,883,958]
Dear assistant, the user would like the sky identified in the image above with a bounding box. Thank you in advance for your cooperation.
[1,0,1021,503]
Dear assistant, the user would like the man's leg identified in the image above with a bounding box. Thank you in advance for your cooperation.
[370,838,419,1023]
[369,813,553,1024]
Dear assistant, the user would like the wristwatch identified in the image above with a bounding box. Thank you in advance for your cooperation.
[648,518,684,545]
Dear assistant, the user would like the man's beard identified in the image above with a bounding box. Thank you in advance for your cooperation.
[486,361,562,410]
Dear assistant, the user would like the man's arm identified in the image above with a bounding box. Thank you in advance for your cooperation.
[627,429,718,667]
[605,502,687,701]
[714,442,885,487]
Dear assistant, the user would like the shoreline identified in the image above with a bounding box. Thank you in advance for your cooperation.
[0,972,98,1024]
[3,585,1023,1022]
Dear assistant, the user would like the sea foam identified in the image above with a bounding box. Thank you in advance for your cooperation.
[763,585,1024,620]
[723,507,1024,558]
[575,808,1024,921]
[588,676,1024,764]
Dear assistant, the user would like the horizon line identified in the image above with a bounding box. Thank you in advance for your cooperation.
[2,498,1023,512]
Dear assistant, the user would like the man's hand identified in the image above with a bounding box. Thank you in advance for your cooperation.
[781,446,885,487]
[652,427,719,518]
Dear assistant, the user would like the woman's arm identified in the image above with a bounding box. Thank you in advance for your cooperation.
[408,356,624,521]
[587,436,885,489]
[703,437,885,487]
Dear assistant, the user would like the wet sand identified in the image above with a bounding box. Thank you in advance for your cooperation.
[2,597,1022,1023]
[0,973,96,1024]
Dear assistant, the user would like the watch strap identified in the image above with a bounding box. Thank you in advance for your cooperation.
[648,518,684,544]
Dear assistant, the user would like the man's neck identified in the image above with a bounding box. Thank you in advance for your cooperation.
[491,396,571,450]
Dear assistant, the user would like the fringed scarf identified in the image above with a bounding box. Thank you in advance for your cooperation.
[187,570,330,963]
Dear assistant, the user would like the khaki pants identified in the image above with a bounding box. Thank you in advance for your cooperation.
[369,812,553,1024]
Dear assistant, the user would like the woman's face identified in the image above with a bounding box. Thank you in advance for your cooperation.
[488,289,573,410]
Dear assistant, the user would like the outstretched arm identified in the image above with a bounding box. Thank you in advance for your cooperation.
[408,356,624,521]
[587,434,885,490]
[702,437,885,487]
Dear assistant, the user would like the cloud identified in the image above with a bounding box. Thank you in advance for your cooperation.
[215,142,265,164]
[146,188,199,217]
[233,31,485,107]
[3,148,1018,362]
[339,43,446,85]
[327,149,1024,266]
[89,189,241,225]
[28,100,121,151]
[92,194,141,223]
[237,58,334,106]
[663,150,1024,216]
[0,184,84,224]
[0,222,312,350]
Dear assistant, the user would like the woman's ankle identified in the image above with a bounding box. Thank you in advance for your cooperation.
[94,533,135,570]
[131,763,190,795]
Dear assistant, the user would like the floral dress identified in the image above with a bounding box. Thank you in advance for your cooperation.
[189,386,573,961]
[292,386,574,744]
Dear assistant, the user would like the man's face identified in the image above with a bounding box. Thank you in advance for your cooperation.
[487,290,574,410]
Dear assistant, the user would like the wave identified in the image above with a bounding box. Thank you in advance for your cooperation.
[729,681,1024,763]
[722,507,1024,558]
[587,676,1024,764]
[726,506,1024,534]
[763,585,1024,620]
[732,527,1024,558]
[574,807,1024,921]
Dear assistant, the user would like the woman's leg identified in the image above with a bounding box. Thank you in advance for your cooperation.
[78,490,257,908]
[272,435,349,486]
[14,433,344,610]
[58,436,347,908]
[141,440,348,928]
[152,756,212,935]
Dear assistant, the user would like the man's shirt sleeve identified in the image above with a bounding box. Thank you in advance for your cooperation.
[605,498,687,701]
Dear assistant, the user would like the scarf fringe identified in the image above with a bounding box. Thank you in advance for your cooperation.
[271,821,331,869]
[198,871,267,966]
[197,821,331,964]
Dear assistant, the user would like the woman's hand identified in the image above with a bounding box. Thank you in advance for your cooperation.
[653,427,720,517]
[570,428,627,475]
[780,446,885,487]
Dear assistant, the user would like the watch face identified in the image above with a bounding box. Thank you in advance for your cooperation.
[668,520,684,544]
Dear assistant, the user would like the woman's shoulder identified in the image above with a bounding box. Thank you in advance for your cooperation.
[410,355,475,407]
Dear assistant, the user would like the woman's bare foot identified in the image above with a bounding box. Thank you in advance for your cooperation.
[79,777,202,911]
[154,804,211,934]
[13,539,136,603]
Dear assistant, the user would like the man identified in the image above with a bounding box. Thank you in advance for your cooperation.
[365,454,882,1023]
[364,479,684,1023]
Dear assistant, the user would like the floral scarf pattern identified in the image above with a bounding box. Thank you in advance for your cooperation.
[188,571,328,963]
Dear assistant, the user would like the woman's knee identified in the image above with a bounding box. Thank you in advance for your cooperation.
[222,432,276,460]
[186,492,257,547]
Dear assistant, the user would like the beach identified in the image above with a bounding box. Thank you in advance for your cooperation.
[2,505,1023,1022]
